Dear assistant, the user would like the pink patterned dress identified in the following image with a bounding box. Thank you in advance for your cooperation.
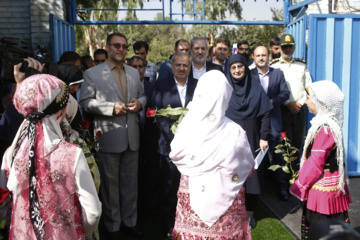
[173,175,252,240]
[3,124,85,240]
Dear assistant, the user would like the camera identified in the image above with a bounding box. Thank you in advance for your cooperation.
[0,37,50,83]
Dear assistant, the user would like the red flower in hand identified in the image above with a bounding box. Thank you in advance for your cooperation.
[280,132,287,139]
[146,108,156,118]
[0,187,10,204]
[80,120,91,130]
[96,131,102,137]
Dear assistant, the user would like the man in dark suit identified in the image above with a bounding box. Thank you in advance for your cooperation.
[188,36,223,80]
[251,45,290,201]
[153,52,197,238]
[128,56,161,215]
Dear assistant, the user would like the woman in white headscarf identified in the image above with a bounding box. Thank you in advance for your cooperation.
[170,70,254,240]
[290,80,352,239]
[1,74,101,239]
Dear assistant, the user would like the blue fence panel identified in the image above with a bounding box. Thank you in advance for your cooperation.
[308,14,360,176]
[286,15,307,60]
[49,14,75,63]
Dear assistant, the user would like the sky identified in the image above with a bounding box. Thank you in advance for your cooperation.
[120,0,284,22]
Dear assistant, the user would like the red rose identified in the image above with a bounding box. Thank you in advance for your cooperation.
[146,108,156,118]
[80,120,91,130]
[0,187,10,204]
[280,132,287,139]
[96,131,102,137]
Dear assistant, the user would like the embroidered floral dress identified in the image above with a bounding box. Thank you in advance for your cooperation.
[173,175,252,240]
[290,127,352,239]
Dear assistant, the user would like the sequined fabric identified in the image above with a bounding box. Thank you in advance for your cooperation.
[5,126,85,240]
[173,175,252,240]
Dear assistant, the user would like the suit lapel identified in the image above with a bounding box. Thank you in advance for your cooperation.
[124,65,132,103]
[185,77,196,106]
[267,68,274,97]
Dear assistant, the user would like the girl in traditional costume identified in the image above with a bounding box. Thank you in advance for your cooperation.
[290,80,352,239]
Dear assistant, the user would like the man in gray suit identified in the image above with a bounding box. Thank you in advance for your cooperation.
[79,32,146,239]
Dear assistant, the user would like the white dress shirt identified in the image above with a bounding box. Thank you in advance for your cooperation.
[174,77,188,107]
[257,68,270,94]
[192,62,206,80]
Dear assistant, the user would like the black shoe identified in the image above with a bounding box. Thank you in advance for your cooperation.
[122,225,143,238]
[248,217,257,229]
[279,190,290,201]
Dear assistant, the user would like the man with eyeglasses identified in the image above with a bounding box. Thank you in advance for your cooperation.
[237,40,253,67]
[93,48,108,65]
[80,33,146,240]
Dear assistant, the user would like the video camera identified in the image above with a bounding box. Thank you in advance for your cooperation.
[0,37,53,83]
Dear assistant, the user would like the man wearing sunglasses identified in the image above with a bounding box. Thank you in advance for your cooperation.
[80,32,146,239]
[93,48,108,65]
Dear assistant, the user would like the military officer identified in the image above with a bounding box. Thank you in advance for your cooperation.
[270,34,312,171]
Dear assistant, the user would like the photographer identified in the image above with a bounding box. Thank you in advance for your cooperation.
[0,58,44,160]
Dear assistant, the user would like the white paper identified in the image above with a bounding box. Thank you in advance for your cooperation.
[254,146,269,169]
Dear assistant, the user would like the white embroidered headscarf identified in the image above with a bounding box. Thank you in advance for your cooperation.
[300,80,347,193]
[170,70,254,227]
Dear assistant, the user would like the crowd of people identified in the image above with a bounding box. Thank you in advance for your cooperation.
[0,31,353,240]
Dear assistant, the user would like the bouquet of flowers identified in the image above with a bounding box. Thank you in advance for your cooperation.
[146,105,188,134]
[268,132,299,184]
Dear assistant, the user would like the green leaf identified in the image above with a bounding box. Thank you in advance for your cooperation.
[170,122,178,134]
[289,178,295,185]
[282,165,290,173]
[88,163,94,169]
[268,165,282,171]
[291,147,299,151]
[283,156,290,162]
[274,149,283,154]
[84,153,93,158]
[274,144,283,149]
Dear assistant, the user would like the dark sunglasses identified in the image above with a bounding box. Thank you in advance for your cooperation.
[108,43,128,50]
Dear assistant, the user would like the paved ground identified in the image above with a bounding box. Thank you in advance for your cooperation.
[260,174,360,239]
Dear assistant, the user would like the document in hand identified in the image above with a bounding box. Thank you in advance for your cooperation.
[254,146,269,169]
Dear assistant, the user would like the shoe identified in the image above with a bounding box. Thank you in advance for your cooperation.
[279,190,290,201]
[248,217,257,229]
[122,225,143,238]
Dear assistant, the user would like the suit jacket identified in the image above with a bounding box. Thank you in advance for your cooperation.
[79,60,146,153]
[141,80,159,144]
[189,61,223,80]
[152,76,198,156]
[157,60,172,82]
[251,67,289,134]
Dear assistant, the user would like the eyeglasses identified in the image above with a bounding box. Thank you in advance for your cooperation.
[131,64,144,69]
[108,43,128,50]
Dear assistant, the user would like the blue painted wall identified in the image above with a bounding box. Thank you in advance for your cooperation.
[308,14,360,176]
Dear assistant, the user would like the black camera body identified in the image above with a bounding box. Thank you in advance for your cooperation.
[0,37,50,83]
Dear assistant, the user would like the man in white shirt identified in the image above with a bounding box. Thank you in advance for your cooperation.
[152,52,198,238]
[189,36,223,80]
[270,34,312,170]
[251,45,290,201]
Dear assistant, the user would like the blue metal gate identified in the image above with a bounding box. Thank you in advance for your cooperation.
[49,14,75,62]
[307,14,360,176]
[286,15,307,60]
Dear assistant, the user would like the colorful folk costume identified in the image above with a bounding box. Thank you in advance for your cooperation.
[0,74,101,240]
[170,70,254,240]
[290,80,352,240]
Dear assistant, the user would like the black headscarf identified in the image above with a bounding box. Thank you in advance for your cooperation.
[225,54,272,121]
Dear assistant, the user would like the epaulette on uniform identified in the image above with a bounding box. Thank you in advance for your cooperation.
[269,58,280,65]
[294,58,306,63]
